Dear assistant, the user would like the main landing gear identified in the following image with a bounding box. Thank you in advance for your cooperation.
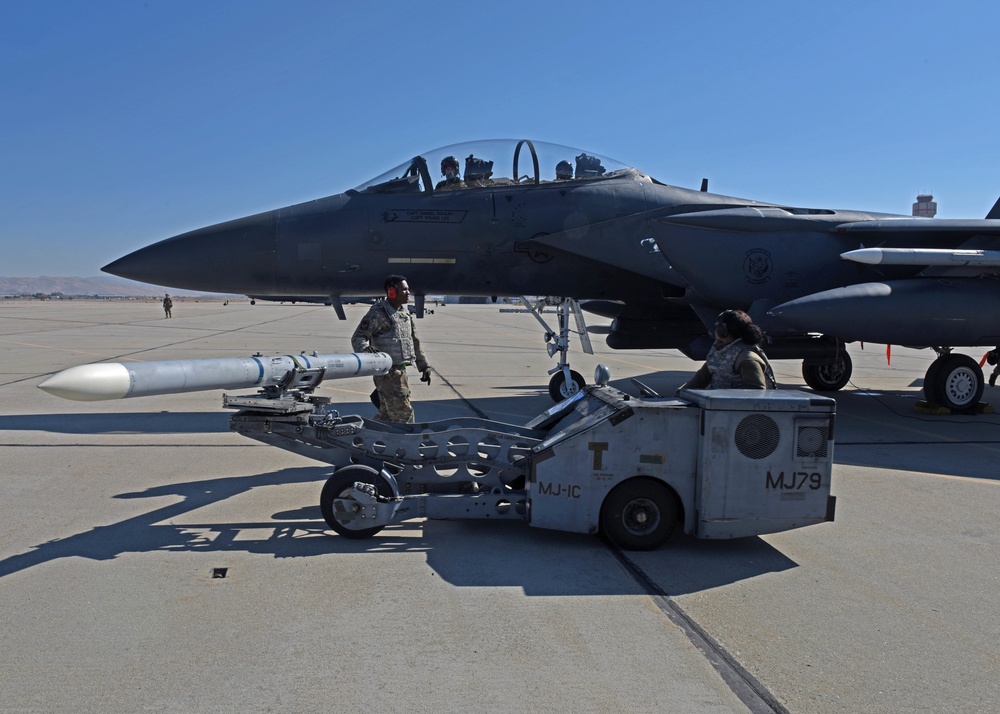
[923,349,987,411]
[520,297,593,401]
[801,351,853,392]
[802,345,991,411]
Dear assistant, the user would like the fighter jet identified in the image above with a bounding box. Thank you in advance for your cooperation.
[103,138,1000,410]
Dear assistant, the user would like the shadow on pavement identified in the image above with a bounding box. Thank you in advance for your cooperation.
[0,464,797,597]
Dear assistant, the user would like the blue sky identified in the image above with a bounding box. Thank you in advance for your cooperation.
[3,0,998,276]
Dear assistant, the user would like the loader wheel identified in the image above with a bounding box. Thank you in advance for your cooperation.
[548,370,585,402]
[320,465,393,539]
[600,479,679,551]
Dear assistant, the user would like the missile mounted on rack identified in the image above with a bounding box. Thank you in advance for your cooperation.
[38,351,392,402]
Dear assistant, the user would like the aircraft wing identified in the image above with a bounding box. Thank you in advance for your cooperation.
[651,207,1000,286]
[833,218,1000,235]
[834,219,1000,277]
[653,206,1000,237]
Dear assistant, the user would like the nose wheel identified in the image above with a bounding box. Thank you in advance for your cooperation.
[521,296,594,402]
[548,368,585,402]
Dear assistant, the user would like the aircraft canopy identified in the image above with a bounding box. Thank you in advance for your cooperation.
[354,139,640,194]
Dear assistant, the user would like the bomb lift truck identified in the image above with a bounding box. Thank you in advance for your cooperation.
[227,367,836,550]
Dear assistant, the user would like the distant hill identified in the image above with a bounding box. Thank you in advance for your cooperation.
[0,276,236,298]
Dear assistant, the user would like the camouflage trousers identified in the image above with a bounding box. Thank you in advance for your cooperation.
[373,367,414,423]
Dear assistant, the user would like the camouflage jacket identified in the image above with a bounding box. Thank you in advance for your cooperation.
[684,341,775,390]
[351,300,427,370]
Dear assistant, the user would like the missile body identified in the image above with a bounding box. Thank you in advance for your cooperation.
[841,247,1000,267]
[38,352,392,401]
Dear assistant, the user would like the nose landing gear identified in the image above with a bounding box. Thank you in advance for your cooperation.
[520,296,593,402]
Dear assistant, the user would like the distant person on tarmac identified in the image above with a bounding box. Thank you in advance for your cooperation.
[162,293,173,318]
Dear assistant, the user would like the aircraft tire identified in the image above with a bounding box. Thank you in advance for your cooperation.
[320,465,393,539]
[600,478,679,551]
[926,354,984,411]
[923,358,945,404]
[548,370,585,402]
[801,352,852,392]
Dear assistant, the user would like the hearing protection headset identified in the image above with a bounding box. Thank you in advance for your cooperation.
[716,310,734,338]
[385,274,405,301]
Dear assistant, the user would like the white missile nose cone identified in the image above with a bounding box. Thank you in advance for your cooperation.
[840,248,882,265]
[38,363,131,401]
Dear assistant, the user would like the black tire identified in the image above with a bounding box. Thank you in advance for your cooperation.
[923,358,945,404]
[802,352,853,392]
[600,478,679,551]
[927,354,984,411]
[320,465,393,539]
[548,369,585,402]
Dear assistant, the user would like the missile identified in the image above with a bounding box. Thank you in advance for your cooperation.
[38,351,392,401]
[841,247,1000,267]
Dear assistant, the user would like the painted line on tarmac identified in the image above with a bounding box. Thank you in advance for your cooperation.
[607,541,790,714]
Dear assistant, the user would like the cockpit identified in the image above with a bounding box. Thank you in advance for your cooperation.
[353,139,650,195]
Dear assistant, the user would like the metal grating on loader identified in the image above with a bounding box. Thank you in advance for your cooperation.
[796,425,829,458]
[734,414,780,459]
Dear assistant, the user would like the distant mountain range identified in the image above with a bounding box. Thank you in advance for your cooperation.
[0,276,235,298]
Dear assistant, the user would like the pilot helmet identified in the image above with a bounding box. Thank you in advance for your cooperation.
[555,160,573,179]
[441,155,460,175]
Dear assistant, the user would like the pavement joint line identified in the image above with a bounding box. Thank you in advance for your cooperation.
[607,540,790,714]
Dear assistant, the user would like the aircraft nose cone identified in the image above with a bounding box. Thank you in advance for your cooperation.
[103,210,278,293]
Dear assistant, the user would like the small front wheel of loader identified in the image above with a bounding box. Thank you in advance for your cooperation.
[320,465,393,539]
[600,478,679,551]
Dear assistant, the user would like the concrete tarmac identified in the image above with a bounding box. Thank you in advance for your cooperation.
[2,300,999,713]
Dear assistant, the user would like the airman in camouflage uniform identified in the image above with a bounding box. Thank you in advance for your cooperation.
[351,275,432,423]
[678,310,775,391]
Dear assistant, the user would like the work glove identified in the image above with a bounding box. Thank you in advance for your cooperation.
[421,367,432,385]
